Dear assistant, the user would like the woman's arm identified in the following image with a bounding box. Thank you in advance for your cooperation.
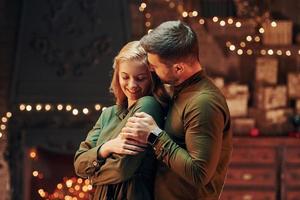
[74,113,105,178]
[91,96,165,185]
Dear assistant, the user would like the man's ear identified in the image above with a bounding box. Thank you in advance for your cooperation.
[173,63,184,74]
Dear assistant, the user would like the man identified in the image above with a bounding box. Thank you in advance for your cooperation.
[121,20,233,200]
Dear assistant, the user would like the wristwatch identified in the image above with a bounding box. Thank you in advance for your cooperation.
[147,127,162,145]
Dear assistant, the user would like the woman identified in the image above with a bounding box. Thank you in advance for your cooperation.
[74,41,168,199]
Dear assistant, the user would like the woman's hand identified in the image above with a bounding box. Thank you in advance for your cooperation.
[99,134,147,158]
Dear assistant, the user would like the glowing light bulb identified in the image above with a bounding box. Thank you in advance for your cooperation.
[235,21,241,28]
[199,19,205,25]
[212,16,218,22]
[19,104,26,111]
[83,108,89,114]
[36,104,42,111]
[220,20,226,26]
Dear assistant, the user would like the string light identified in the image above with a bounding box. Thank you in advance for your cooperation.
[268,49,274,55]
[72,109,79,116]
[6,112,12,118]
[95,104,101,111]
[240,42,246,47]
[192,11,198,17]
[235,21,241,28]
[246,49,253,55]
[246,36,252,42]
[286,50,291,56]
[260,49,266,55]
[1,117,7,123]
[33,171,39,177]
[277,50,283,55]
[220,20,226,26]
[1,124,6,130]
[0,132,2,138]
[254,36,261,42]
[259,27,265,33]
[57,104,63,111]
[45,104,51,111]
[229,45,236,51]
[30,149,37,159]
[227,18,233,24]
[271,21,277,27]
[26,105,32,111]
[82,108,89,115]
[212,16,219,22]
[19,104,26,111]
[199,18,205,25]
[237,49,243,55]
[182,11,188,18]
[36,104,42,111]
[66,105,72,111]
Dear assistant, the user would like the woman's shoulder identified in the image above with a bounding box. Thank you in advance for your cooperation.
[135,96,158,105]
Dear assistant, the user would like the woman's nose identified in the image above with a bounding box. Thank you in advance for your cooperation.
[128,79,138,89]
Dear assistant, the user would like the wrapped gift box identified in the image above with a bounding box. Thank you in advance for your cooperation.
[255,86,287,110]
[232,118,256,135]
[262,20,293,45]
[249,108,293,135]
[255,57,278,85]
[224,84,249,117]
[287,73,300,99]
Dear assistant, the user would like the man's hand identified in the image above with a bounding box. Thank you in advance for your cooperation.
[120,112,160,144]
[99,134,147,158]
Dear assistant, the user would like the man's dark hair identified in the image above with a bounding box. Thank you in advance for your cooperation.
[140,20,199,64]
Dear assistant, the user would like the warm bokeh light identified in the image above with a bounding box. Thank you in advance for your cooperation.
[19,104,26,111]
[182,11,188,18]
[66,105,72,111]
[212,16,218,22]
[6,112,12,118]
[57,183,63,190]
[259,27,264,33]
[45,104,51,111]
[36,104,42,111]
[268,49,274,55]
[29,150,37,159]
[0,124,6,130]
[94,104,101,111]
[229,45,236,51]
[57,104,63,110]
[72,109,79,116]
[235,21,241,28]
[271,21,277,27]
[199,18,205,24]
[82,108,89,115]
[219,20,226,26]
[227,18,233,24]
[1,117,7,123]
[33,171,39,177]
[26,105,32,111]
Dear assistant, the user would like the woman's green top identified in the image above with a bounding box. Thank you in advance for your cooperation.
[74,96,165,200]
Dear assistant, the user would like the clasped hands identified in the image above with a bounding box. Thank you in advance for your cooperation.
[99,112,158,158]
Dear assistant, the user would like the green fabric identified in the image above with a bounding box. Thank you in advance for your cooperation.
[153,71,233,200]
[74,96,165,200]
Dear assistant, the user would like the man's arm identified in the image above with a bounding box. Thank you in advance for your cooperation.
[123,95,226,186]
